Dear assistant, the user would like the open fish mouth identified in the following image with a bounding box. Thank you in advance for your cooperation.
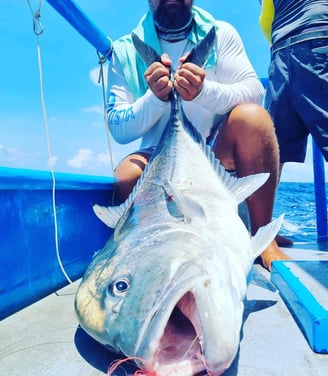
[156,292,205,370]
[135,269,210,375]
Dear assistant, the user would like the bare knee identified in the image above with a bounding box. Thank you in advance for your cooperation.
[114,152,151,202]
[114,153,150,181]
[214,103,278,171]
[229,103,274,132]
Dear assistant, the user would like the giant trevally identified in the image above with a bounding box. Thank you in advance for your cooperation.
[75,27,282,375]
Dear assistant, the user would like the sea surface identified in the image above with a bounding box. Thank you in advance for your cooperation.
[273,182,328,248]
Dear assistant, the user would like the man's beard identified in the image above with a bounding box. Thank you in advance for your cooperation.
[153,1,192,31]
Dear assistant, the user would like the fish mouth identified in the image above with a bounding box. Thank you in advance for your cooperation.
[157,292,204,370]
[135,265,209,374]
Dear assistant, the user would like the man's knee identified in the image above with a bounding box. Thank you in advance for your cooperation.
[230,103,272,127]
[114,152,151,183]
[114,152,151,202]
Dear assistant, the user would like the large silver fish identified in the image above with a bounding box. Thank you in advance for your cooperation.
[75,28,282,375]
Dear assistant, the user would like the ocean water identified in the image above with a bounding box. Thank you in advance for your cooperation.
[273,182,328,246]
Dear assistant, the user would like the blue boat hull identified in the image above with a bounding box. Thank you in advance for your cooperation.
[0,167,114,320]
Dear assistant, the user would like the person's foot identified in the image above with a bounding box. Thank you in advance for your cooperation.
[260,240,292,271]
[275,234,293,247]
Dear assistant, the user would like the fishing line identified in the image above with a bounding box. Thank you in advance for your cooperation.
[97,49,115,177]
[181,334,200,361]
[26,0,73,284]
[107,357,155,376]
[97,48,119,206]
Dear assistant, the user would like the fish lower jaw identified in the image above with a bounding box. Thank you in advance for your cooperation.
[149,355,230,376]
[152,358,205,376]
[136,298,232,375]
[137,292,208,375]
[151,358,228,376]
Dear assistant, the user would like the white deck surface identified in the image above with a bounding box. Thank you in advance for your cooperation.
[1,248,328,376]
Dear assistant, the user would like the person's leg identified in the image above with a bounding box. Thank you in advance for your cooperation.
[213,103,290,269]
[263,47,307,247]
[290,37,328,161]
[114,150,152,202]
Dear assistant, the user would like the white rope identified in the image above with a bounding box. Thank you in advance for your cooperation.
[27,0,73,284]
[97,49,115,177]
[97,49,118,205]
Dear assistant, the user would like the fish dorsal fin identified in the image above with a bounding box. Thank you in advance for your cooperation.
[166,181,205,222]
[219,172,270,204]
[250,214,284,259]
[204,141,270,204]
[181,108,270,204]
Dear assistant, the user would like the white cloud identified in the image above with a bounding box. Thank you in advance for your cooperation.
[0,145,18,163]
[91,121,106,129]
[66,149,113,171]
[281,162,314,182]
[0,145,43,168]
[47,156,59,169]
[280,136,328,182]
[67,149,94,169]
[96,151,112,165]
[81,105,104,114]
[89,65,108,87]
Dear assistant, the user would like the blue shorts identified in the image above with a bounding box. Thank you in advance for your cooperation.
[264,27,328,163]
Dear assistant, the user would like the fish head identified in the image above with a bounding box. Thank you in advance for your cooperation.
[134,236,245,375]
[137,264,244,375]
[75,237,179,354]
[75,230,245,375]
[75,231,208,354]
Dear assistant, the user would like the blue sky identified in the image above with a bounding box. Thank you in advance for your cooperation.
[0,0,324,181]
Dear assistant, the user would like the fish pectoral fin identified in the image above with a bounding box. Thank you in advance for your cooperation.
[166,181,205,222]
[93,204,125,228]
[250,214,284,258]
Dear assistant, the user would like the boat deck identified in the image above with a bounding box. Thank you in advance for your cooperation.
[1,248,327,376]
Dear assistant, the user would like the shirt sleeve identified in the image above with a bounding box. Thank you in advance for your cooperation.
[259,0,275,43]
[106,53,170,144]
[193,21,264,115]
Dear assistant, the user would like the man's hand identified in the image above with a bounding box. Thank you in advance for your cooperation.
[174,54,205,101]
[144,54,173,102]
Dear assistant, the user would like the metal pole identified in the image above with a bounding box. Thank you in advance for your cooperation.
[45,0,112,58]
[312,138,328,241]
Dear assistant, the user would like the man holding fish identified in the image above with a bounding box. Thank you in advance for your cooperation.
[105,0,288,270]
[76,1,291,374]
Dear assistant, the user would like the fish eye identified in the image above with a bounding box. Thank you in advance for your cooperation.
[110,278,129,296]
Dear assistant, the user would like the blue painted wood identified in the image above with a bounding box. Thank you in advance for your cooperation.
[0,167,114,319]
[312,139,328,241]
[271,260,328,354]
